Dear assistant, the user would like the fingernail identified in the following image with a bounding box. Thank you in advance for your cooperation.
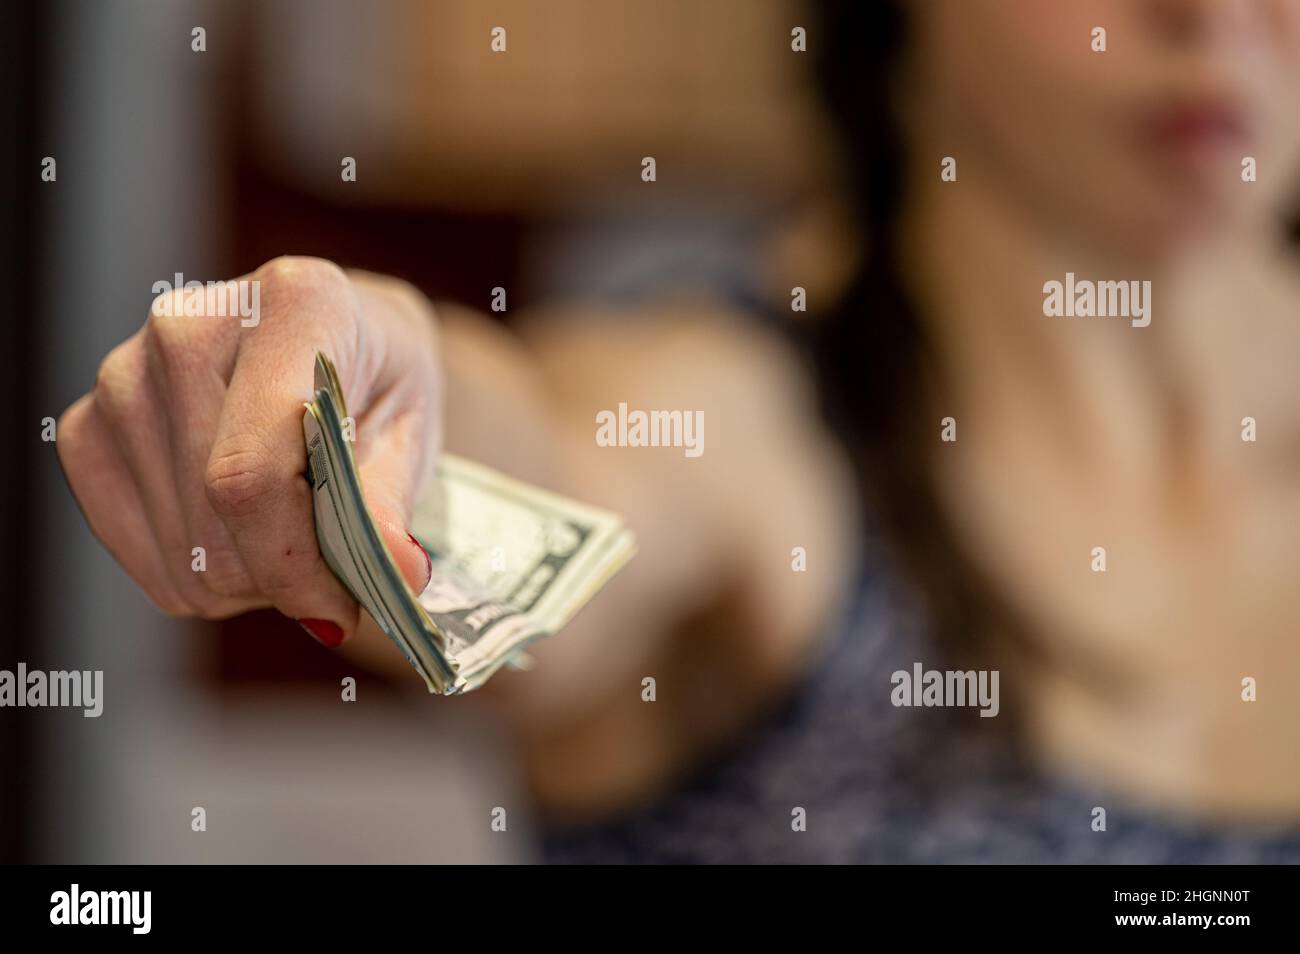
[297,618,345,648]
[408,533,432,591]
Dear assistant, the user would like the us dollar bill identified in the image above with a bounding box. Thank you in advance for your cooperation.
[302,352,635,694]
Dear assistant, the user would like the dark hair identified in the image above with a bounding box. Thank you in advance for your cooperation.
[807,3,1300,674]
[808,1,1007,659]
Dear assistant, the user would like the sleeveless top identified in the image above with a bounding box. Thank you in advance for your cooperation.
[542,550,1300,863]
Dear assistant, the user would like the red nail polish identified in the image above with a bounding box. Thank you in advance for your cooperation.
[408,532,432,590]
[297,618,345,648]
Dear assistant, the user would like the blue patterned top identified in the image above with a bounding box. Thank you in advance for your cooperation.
[542,557,1300,864]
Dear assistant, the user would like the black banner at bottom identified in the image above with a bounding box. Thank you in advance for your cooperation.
[0,864,1289,939]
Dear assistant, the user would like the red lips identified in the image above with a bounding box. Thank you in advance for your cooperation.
[1145,98,1251,157]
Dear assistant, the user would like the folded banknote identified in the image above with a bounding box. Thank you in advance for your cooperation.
[302,352,636,694]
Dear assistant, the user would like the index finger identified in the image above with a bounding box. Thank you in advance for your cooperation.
[203,257,366,641]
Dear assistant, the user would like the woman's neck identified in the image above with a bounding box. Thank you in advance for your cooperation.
[893,162,1300,821]
[895,165,1277,488]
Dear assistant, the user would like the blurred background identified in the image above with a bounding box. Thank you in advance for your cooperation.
[4,0,834,863]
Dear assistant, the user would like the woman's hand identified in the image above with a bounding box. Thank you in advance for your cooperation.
[57,256,439,646]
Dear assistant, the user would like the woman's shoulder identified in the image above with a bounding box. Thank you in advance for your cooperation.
[522,298,865,686]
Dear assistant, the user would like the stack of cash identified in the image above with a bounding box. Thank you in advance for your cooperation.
[302,352,636,694]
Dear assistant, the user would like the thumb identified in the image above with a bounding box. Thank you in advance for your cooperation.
[359,454,433,597]
[373,505,433,597]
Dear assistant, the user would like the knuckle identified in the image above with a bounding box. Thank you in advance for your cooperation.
[205,445,279,519]
[257,256,349,299]
[144,301,192,349]
[145,285,241,379]
[143,313,198,380]
[148,287,187,324]
[360,273,439,346]
[253,256,356,335]
[380,274,433,319]
[93,341,143,421]
[54,400,88,468]
[94,342,133,391]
